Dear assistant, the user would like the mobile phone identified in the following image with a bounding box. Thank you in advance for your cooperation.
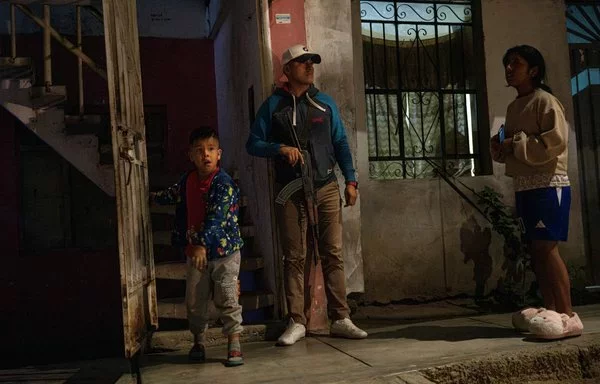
[498,125,505,144]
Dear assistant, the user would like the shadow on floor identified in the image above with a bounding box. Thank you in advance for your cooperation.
[144,354,225,366]
[367,325,520,341]
[0,359,130,384]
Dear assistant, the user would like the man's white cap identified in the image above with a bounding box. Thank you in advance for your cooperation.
[281,44,322,66]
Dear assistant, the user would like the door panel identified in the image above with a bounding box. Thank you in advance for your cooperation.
[102,0,158,358]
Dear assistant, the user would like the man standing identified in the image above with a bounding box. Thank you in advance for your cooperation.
[246,44,367,346]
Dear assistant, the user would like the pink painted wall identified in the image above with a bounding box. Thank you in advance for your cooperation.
[269,0,307,85]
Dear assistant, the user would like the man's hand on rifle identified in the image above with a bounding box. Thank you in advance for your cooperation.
[279,145,304,167]
[344,184,358,207]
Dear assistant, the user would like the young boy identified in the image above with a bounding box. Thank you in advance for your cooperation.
[152,127,244,366]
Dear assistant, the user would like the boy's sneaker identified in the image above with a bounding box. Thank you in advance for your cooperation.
[188,343,206,362]
[224,338,244,367]
[330,318,368,339]
[277,319,306,346]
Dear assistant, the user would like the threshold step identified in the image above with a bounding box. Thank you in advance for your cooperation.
[155,257,264,280]
[158,292,274,320]
[151,322,286,350]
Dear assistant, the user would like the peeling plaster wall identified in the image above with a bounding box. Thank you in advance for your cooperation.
[349,0,586,303]
[305,0,365,293]
[213,2,277,296]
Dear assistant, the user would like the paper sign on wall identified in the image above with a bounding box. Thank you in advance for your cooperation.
[276,14,291,24]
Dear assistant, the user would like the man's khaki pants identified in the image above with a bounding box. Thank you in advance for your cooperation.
[276,180,350,325]
[186,251,244,338]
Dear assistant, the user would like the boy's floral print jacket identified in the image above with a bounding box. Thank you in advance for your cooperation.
[153,169,243,260]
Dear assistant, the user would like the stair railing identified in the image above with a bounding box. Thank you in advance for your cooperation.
[9,2,107,117]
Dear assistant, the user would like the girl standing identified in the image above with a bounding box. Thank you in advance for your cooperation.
[491,45,583,339]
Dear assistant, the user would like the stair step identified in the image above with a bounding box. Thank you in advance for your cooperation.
[149,196,249,216]
[158,292,274,320]
[150,205,176,215]
[1,78,32,90]
[153,225,255,246]
[155,257,264,280]
[241,225,254,238]
[151,323,286,350]
[153,231,172,246]
[64,114,110,138]
[30,86,67,110]
[0,57,34,82]
[0,57,32,68]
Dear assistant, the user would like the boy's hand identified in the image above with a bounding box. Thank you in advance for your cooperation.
[279,145,304,167]
[186,245,207,271]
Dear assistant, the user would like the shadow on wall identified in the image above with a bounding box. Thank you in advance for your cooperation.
[460,215,493,299]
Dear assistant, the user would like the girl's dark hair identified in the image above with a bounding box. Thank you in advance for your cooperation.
[189,126,219,145]
[502,45,553,94]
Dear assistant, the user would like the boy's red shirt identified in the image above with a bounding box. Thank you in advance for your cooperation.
[185,168,219,252]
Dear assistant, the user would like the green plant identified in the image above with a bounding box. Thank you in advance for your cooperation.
[477,186,532,306]
[427,160,533,306]
[477,187,527,262]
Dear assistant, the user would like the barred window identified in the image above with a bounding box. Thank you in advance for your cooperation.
[361,0,489,180]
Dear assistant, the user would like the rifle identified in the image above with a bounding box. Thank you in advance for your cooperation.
[275,109,320,265]
[276,149,320,265]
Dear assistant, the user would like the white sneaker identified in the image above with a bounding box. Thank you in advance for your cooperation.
[330,318,368,339]
[277,319,306,346]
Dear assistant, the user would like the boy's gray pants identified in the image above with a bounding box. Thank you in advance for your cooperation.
[186,251,243,338]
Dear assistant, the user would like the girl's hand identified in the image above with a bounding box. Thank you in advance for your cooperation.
[490,134,503,161]
[501,137,513,153]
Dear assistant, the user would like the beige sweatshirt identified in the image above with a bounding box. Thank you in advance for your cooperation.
[502,89,568,177]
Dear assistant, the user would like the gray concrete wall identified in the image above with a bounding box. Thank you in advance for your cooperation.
[305,0,365,293]
[213,2,278,296]
[347,0,587,303]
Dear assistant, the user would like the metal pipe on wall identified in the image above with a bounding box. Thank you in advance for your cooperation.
[43,5,52,87]
[10,4,16,60]
[77,5,84,116]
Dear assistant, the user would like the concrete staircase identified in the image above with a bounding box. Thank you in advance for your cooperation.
[0,57,115,196]
[2,56,276,348]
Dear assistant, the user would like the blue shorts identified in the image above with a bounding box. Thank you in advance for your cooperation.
[515,186,571,242]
